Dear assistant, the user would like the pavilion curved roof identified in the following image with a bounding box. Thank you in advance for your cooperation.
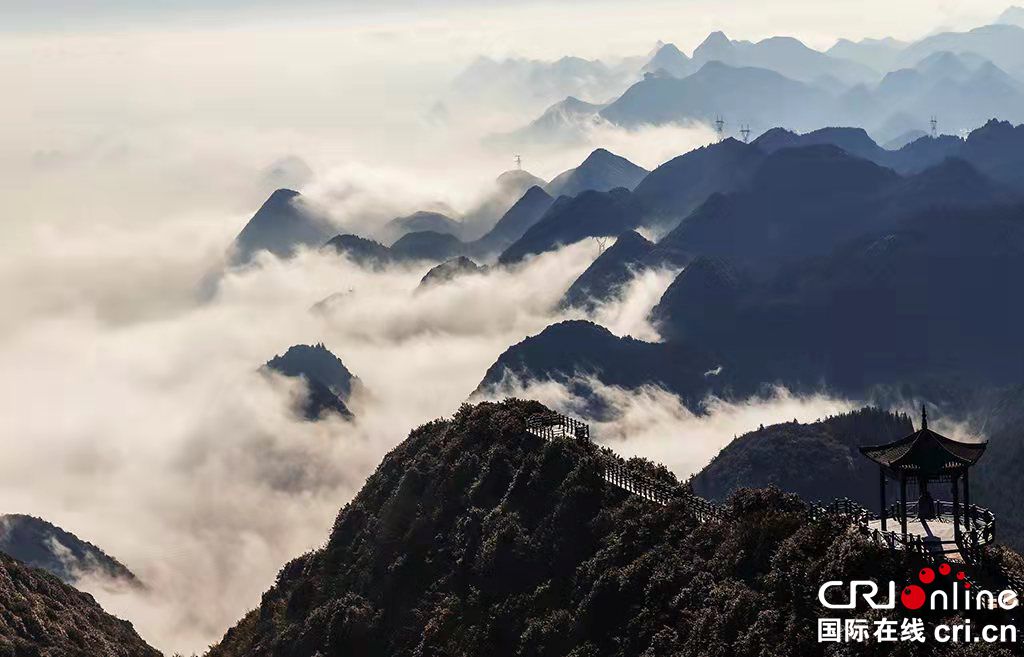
[859,425,987,475]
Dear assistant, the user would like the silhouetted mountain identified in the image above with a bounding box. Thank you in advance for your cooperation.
[882,120,1024,184]
[380,211,462,245]
[826,36,908,73]
[265,343,357,420]
[998,6,1024,27]
[633,138,765,228]
[653,201,1024,392]
[640,42,693,78]
[559,231,654,311]
[0,553,159,657]
[600,61,833,131]
[752,126,887,162]
[417,256,486,290]
[0,515,139,589]
[266,343,356,401]
[883,129,927,150]
[497,96,605,146]
[230,189,333,265]
[324,234,395,269]
[545,148,648,198]
[690,31,875,85]
[960,118,1024,189]
[648,256,744,342]
[461,170,548,239]
[887,134,966,173]
[844,54,1024,141]
[692,408,914,505]
[499,188,646,264]
[897,24,1024,78]
[209,399,923,657]
[651,145,902,271]
[469,186,554,257]
[476,320,724,411]
[390,230,465,262]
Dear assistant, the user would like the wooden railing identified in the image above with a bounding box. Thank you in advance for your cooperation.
[525,412,720,522]
[524,412,1000,564]
[525,412,590,442]
[879,500,996,553]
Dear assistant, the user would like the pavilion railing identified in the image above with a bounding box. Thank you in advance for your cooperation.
[811,497,877,524]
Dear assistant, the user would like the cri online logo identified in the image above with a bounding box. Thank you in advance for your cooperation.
[819,562,1019,611]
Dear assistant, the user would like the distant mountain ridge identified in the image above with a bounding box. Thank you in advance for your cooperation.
[502,22,1024,146]
[0,514,139,589]
[478,119,1024,410]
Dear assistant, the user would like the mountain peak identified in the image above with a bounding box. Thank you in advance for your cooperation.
[265,343,357,420]
[544,149,648,198]
[642,42,693,77]
[267,187,300,201]
[997,5,1024,26]
[230,188,332,265]
[702,30,730,45]
[693,31,735,64]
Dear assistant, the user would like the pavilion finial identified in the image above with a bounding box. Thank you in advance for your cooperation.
[922,405,928,430]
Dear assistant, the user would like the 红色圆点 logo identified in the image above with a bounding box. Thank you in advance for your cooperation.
[817,562,1020,644]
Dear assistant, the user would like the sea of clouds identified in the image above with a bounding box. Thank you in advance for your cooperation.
[0,13,913,654]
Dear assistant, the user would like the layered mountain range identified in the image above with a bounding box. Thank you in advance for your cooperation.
[498,16,1024,146]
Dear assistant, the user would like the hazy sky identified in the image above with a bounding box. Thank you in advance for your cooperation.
[3,0,1012,45]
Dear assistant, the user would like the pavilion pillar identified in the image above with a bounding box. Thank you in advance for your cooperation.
[900,474,908,539]
[951,473,962,544]
[879,467,887,531]
[963,468,972,530]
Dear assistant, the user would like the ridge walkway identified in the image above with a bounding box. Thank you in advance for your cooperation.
[525,411,1021,591]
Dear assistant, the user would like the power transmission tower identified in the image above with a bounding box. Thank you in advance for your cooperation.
[930,116,938,138]
[714,115,726,142]
[514,154,522,170]
[593,236,609,256]
[740,124,751,143]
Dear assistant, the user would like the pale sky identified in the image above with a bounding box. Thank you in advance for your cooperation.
[2,0,1015,232]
